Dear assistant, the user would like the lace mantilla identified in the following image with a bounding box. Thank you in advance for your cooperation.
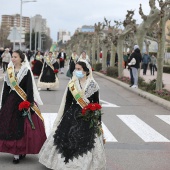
[44,56,56,65]
[73,78,99,104]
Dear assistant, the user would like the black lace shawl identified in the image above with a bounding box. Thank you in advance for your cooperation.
[53,87,100,163]
[40,61,59,83]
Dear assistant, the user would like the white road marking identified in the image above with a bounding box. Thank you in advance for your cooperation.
[156,115,170,125]
[42,113,117,142]
[100,99,119,108]
[117,115,170,142]
[102,122,118,142]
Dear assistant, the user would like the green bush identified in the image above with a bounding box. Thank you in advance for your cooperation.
[93,63,102,71]
[139,79,164,91]
[163,66,170,73]
[106,66,118,78]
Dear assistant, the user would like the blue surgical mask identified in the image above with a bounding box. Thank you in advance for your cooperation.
[75,70,85,79]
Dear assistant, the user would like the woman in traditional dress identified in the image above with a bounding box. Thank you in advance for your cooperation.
[66,51,78,78]
[78,51,90,63]
[32,51,43,78]
[39,60,106,170]
[0,50,46,164]
[37,51,59,91]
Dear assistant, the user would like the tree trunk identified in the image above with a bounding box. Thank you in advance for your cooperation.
[97,36,100,63]
[156,17,166,90]
[110,43,116,67]
[102,44,107,71]
[117,38,124,77]
[92,40,96,65]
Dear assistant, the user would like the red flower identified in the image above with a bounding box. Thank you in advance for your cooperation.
[31,60,36,65]
[87,103,102,111]
[81,103,102,115]
[54,69,58,73]
[60,58,64,62]
[82,106,89,115]
[92,68,95,71]
[19,101,30,111]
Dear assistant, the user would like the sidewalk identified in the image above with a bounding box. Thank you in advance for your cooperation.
[123,69,170,91]
[94,71,170,111]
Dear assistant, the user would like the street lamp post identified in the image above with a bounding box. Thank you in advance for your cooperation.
[19,0,37,50]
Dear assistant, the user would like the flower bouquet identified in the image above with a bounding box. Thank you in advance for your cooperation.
[19,101,35,129]
[59,58,64,62]
[80,103,103,136]
[54,69,59,75]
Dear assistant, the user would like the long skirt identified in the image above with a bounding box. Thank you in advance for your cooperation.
[32,60,43,76]
[0,92,46,155]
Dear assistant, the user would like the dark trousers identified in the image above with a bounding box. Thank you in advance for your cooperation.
[143,63,148,75]
[3,62,8,72]
[149,64,155,75]
[124,61,128,68]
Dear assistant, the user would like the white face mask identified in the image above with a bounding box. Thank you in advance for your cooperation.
[75,70,85,79]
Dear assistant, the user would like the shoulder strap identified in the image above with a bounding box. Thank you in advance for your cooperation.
[7,67,44,122]
[68,80,87,108]
[45,56,54,70]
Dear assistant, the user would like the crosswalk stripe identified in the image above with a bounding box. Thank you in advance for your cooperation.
[102,122,118,142]
[42,113,117,142]
[156,115,170,125]
[117,115,170,142]
[100,99,120,108]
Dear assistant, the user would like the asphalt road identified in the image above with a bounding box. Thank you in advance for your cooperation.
[0,69,170,170]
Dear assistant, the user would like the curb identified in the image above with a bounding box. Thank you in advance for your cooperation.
[94,72,170,111]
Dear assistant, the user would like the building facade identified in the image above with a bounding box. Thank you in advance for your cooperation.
[57,29,71,43]
[0,14,30,46]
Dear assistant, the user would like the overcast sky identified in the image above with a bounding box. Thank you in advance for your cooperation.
[0,0,160,42]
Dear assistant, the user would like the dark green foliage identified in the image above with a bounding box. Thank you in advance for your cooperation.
[163,66,170,73]
[106,66,118,78]
[93,63,102,71]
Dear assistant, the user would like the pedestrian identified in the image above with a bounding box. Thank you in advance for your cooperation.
[99,50,102,63]
[123,52,128,69]
[0,47,4,69]
[107,50,111,67]
[37,51,59,91]
[39,60,106,170]
[66,51,78,78]
[53,50,58,59]
[128,45,142,88]
[32,51,43,78]
[149,54,157,75]
[57,49,66,74]
[0,50,46,164]
[1,48,11,73]
[27,50,33,61]
[127,50,134,87]
[142,52,150,75]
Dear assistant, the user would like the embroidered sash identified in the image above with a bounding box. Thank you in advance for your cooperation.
[45,56,54,70]
[68,80,87,108]
[7,67,44,122]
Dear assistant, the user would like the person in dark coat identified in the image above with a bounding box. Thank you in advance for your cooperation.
[128,45,142,88]
[57,49,66,74]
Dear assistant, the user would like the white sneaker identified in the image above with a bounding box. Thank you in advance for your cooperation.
[131,85,138,88]
[38,88,41,91]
